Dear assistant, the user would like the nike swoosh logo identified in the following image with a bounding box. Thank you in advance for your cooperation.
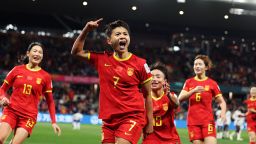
[17,75,23,78]
[104,64,111,67]
[124,132,132,135]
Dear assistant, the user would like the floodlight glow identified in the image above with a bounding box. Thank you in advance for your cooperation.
[179,10,184,15]
[132,6,137,11]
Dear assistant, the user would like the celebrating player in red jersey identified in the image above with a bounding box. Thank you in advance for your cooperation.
[178,55,226,144]
[244,86,256,144]
[71,19,153,144]
[0,42,61,144]
[143,63,180,144]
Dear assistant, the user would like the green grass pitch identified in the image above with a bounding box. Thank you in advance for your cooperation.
[6,123,249,144]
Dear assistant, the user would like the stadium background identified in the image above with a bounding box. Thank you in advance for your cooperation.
[1,0,256,143]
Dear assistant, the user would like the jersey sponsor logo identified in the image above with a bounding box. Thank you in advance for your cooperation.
[205,85,210,91]
[36,78,42,84]
[163,103,168,111]
[144,63,151,73]
[127,67,134,76]
[104,63,112,67]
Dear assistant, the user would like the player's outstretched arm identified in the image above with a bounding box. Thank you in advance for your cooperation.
[142,80,154,134]
[71,18,103,60]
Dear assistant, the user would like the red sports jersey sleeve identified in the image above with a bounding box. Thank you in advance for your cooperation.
[88,52,152,119]
[183,77,222,125]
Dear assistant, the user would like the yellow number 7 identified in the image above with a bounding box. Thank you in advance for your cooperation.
[113,76,120,87]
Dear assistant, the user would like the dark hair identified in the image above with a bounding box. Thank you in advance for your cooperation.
[194,54,213,70]
[105,20,130,38]
[18,42,44,64]
[150,62,169,82]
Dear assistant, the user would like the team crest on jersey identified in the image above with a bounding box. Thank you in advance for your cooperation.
[36,78,42,84]
[205,85,210,91]
[162,103,168,111]
[127,67,134,76]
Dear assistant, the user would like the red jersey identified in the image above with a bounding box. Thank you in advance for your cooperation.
[88,52,152,119]
[182,76,222,125]
[2,65,55,121]
[144,93,180,143]
[244,97,256,123]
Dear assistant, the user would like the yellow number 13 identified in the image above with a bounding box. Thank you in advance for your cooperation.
[23,84,32,95]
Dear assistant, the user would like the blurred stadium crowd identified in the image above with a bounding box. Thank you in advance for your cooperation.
[0,30,255,118]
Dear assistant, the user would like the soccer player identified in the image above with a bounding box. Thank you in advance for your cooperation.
[244,86,256,144]
[0,42,61,144]
[72,110,83,130]
[178,54,226,144]
[229,106,245,141]
[223,108,231,138]
[142,63,180,144]
[215,108,224,139]
[71,19,153,144]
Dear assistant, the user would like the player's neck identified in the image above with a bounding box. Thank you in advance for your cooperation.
[113,51,131,61]
[151,90,164,98]
[195,74,206,80]
[26,63,41,71]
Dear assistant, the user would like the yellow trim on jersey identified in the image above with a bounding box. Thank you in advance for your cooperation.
[44,90,52,93]
[26,64,41,71]
[113,52,132,61]
[4,80,9,85]
[152,91,165,101]
[88,52,91,60]
[141,77,152,85]
[194,76,208,81]
[215,94,222,98]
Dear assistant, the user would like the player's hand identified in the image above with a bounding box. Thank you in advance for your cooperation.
[193,86,205,93]
[52,123,61,136]
[144,123,154,136]
[0,96,10,106]
[84,18,103,32]
[163,81,170,94]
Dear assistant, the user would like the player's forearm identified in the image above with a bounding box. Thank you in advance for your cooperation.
[71,26,89,55]
[145,94,153,125]
[218,98,227,116]
[45,93,57,123]
[178,90,193,102]
[168,93,179,108]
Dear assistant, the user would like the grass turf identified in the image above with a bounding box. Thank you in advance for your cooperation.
[6,123,249,144]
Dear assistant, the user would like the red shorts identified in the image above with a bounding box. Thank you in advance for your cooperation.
[102,112,146,144]
[247,121,256,132]
[1,108,36,135]
[143,133,181,144]
[188,122,216,141]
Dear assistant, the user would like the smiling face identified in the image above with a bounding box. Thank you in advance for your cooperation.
[151,69,166,91]
[26,45,43,66]
[193,58,207,76]
[107,26,130,53]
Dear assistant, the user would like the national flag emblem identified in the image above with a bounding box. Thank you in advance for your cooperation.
[163,103,168,111]
[36,78,42,84]
[205,85,210,91]
[127,67,134,76]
